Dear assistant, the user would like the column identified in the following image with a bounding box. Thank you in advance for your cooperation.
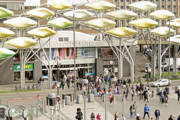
[158,37,162,79]
[173,45,177,75]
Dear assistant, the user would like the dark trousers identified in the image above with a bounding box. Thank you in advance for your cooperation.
[143,112,149,119]
[178,95,180,101]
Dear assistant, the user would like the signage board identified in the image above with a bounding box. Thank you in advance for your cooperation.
[14,63,34,71]
[110,61,113,65]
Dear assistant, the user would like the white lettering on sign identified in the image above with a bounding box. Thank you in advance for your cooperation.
[46,41,95,47]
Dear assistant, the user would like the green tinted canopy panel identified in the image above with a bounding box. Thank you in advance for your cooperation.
[48,18,72,29]
[0,7,14,19]
[0,48,15,60]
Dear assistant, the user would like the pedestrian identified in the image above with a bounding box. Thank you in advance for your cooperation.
[67,80,70,89]
[158,90,163,102]
[163,89,167,96]
[177,115,180,120]
[154,108,160,120]
[114,111,119,120]
[80,82,82,90]
[175,88,180,101]
[168,115,173,120]
[120,115,126,120]
[96,113,102,120]
[90,112,95,120]
[61,80,65,90]
[117,87,120,95]
[37,93,40,105]
[128,79,131,86]
[125,87,129,100]
[143,104,150,119]
[101,89,104,98]
[130,105,134,119]
[42,77,44,86]
[109,94,112,105]
[75,108,83,120]
[108,87,111,94]
[39,76,42,86]
[91,87,95,96]
[131,89,135,101]
[165,94,168,107]
[143,90,149,102]
[76,82,79,90]
[136,113,141,120]
[114,87,117,96]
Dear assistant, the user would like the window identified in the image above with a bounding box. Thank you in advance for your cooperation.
[64,37,69,41]
[59,37,63,41]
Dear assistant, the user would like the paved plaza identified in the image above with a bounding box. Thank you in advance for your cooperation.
[1,80,180,120]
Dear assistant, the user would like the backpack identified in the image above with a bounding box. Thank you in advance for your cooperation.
[62,82,64,85]
[109,89,111,92]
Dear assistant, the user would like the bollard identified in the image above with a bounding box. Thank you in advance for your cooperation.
[36,103,38,118]
[65,96,70,105]
[71,95,74,105]
[175,86,179,93]
[157,87,160,95]
[152,91,154,98]
[62,100,65,108]
[76,95,83,104]
[88,94,94,102]
[31,106,34,120]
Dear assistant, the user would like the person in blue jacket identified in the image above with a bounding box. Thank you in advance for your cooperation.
[143,104,150,119]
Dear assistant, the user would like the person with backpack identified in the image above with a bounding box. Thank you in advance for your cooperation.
[61,80,65,90]
[75,108,83,120]
[129,105,134,119]
[108,87,111,94]
[67,80,70,89]
[131,89,135,101]
[176,88,180,101]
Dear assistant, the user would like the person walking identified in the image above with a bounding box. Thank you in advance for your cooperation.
[109,94,112,105]
[154,108,160,120]
[130,105,134,119]
[131,89,135,101]
[168,115,173,120]
[90,112,95,120]
[158,90,163,102]
[96,113,102,120]
[67,80,70,89]
[61,80,65,90]
[143,104,150,119]
[175,88,180,101]
[37,93,40,105]
[114,111,119,120]
[75,108,83,120]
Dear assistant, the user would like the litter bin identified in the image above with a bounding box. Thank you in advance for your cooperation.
[152,91,154,97]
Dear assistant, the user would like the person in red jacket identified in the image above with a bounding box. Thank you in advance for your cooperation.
[96,113,101,120]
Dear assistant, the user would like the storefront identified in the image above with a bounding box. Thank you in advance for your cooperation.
[0,58,42,85]
[14,63,34,82]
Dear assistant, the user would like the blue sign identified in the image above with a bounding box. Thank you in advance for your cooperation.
[85,73,95,75]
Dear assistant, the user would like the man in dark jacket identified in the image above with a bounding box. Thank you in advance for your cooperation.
[154,108,160,120]
[176,88,180,101]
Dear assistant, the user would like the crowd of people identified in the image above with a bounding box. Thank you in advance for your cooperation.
[39,73,180,120]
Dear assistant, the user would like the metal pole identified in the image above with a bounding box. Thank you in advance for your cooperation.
[173,45,177,75]
[49,39,52,89]
[168,16,171,82]
[105,84,107,120]
[158,37,162,79]
[122,94,124,120]
[84,94,86,120]
[73,13,76,101]
[118,40,122,80]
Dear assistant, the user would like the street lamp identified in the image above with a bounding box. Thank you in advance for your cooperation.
[56,56,60,95]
